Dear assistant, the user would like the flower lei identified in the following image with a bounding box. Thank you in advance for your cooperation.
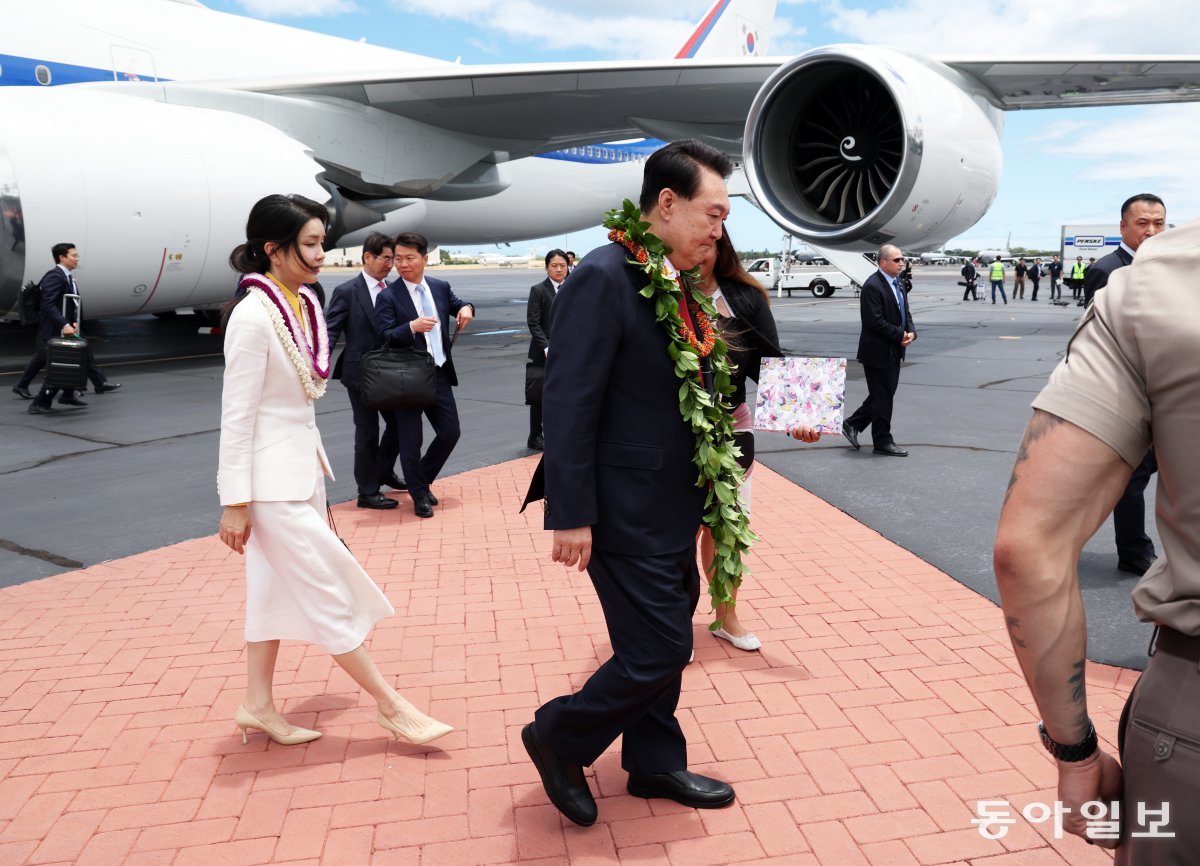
[604,200,758,628]
[240,273,330,400]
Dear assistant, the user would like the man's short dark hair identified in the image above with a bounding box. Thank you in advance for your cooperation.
[1121,193,1165,220]
[638,139,733,214]
[51,243,75,264]
[544,249,568,268]
[362,232,393,257]
[394,232,429,257]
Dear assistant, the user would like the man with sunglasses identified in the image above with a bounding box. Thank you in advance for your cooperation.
[843,244,916,457]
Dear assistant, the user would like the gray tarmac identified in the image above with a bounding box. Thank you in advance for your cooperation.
[0,265,1155,669]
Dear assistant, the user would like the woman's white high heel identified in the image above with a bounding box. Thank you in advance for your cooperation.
[377,710,454,745]
[235,705,322,745]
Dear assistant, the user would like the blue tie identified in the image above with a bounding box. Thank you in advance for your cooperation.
[891,277,905,321]
[416,283,445,366]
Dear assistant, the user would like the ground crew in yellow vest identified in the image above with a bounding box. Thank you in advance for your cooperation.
[1071,256,1086,299]
[989,258,1007,305]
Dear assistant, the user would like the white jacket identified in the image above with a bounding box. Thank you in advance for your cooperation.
[217,293,333,505]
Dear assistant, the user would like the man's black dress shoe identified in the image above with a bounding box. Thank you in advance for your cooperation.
[842,422,860,450]
[527,434,544,452]
[57,394,88,407]
[627,770,735,809]
[27,403,50,415]
[873,443,908,457]
[521,722,596,827]
[413,496,434,518]
[426,492,438,506]
[1118,555,1157,577]
[12,386,32,400]
[94,383,122,394]
[381,473,407,492]
[357,492,398,510]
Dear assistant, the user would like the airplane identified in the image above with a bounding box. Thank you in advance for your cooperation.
[475,248,540,267]
[1,0,1198,321]
[977,235,1013,265]
[917,246,965,265]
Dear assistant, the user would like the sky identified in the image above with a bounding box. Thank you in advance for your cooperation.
[211,0,1200,257]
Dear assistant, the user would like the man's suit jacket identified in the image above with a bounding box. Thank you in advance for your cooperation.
[38,266,79,340]
[527,277,556,364]
[1083,247,1133,296]
[217,291,334,506]
[856,270,915,368]
[540,243,707,555]
[376,276,471,387]
[324,273,386,390]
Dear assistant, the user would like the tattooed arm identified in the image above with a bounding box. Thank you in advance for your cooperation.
[994,409,1135,847]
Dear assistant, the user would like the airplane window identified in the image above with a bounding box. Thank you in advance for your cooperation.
[35,65,51,85]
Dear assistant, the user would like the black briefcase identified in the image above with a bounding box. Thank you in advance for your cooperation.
[45,336,89,391]
[359,346,437,410]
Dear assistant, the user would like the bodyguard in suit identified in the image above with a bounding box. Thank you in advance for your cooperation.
[376,232,474,518]
[520,140,737,827]
[524,249,569,451]
[843,244,916,456]
[1084,193,1167,576]
[23,243,121,414]
[323,232,403,510]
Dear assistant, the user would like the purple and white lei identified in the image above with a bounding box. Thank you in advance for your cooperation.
[240,273,330,399]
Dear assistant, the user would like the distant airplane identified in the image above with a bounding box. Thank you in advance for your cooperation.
[917,246,966,265]
[475,248,540,267]
[977,234,1013,265]
[1,0,1198,320]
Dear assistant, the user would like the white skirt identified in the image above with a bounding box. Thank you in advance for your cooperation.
[244,469,394,654]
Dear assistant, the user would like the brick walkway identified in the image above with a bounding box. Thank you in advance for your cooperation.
[0,458,1133,865]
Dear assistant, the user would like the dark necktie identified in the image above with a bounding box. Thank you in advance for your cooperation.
[891,277,905,321]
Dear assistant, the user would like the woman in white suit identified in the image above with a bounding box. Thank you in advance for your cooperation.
[217,194,451,747]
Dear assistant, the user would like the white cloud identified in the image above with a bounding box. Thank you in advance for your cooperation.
[823,0,1200,54]
[235,0,357,17]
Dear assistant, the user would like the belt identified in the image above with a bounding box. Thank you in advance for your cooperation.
[1150,626,1200,663]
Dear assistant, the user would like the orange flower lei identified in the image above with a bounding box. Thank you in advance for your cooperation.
[608,228,716,357]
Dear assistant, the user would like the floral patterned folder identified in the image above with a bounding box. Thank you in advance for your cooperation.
[752,356,847,434]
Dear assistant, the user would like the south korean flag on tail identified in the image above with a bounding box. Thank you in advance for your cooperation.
[738,16,763,56]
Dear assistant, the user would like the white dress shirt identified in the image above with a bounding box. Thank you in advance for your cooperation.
[401,276,443,365]
[360,269,387,306]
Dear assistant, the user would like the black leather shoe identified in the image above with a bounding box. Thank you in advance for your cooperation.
[357,492,398,510]
[873,443,909,457]
[426,492,438,506]
[27,403,51,415]
[1117,555,1156,576]
[527,434,544,452]
[94,383,122,394]
[381,473,407,492]
[413,496,434,518]
[627,770,735,809]
[12,386,32,400]
[842,422,860,450]
[521,722,596,827]
[57,394,88,407]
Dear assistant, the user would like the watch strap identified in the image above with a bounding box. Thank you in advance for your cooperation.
[1038,720,1098,762]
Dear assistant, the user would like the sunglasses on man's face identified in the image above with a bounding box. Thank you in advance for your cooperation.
[889,257,904,263]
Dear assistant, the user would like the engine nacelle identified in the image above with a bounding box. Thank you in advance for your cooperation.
[743,45,1004,251]
[0,87,326,319]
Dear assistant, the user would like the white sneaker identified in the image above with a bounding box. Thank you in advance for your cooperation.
[712,627,762,652]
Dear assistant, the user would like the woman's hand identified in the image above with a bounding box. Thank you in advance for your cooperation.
[219,505,252,554]
[790,425,821,443]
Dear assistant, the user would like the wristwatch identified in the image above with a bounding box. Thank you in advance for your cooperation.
[1038,720,1098,762]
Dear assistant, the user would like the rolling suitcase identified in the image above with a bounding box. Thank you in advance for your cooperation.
[44,292,88,391]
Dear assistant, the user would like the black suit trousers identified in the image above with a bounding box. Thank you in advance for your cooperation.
[535,544,700,773]
[394,367,460,499]
[846,362,901,447]
[346,386,401,496]
[1114,448,1158,561]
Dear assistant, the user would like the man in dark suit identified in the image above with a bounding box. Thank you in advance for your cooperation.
[324,232,404,510]
[520,140,736,827]
[24,243,121,414]
[1085,193,1167,576]
[843,244,916,456]
[376,232,473,518]
[525,249,569,451]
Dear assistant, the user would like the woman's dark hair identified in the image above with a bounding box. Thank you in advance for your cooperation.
[544,249,568,268]
[715,227,768,304]
[223,194,329,329]
[228,193,329,275]
[638,139,733,215]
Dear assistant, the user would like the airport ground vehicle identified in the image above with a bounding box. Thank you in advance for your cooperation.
[1061,224,1119,263]
[745,257,854,298]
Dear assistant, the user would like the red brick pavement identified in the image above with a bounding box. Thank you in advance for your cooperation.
[0,458,1134,865]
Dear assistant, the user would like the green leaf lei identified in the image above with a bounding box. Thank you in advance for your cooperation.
[603,199,758,629]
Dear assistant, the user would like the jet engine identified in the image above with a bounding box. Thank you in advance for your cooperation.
[743,45,1004,252]
[0,88,327,319]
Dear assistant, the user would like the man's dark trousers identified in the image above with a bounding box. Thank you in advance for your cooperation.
[394,368,459,499]
[846,362,901,448]
[346,387,400,496]
[1114,449,1158,563]
[535,546,700,773]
